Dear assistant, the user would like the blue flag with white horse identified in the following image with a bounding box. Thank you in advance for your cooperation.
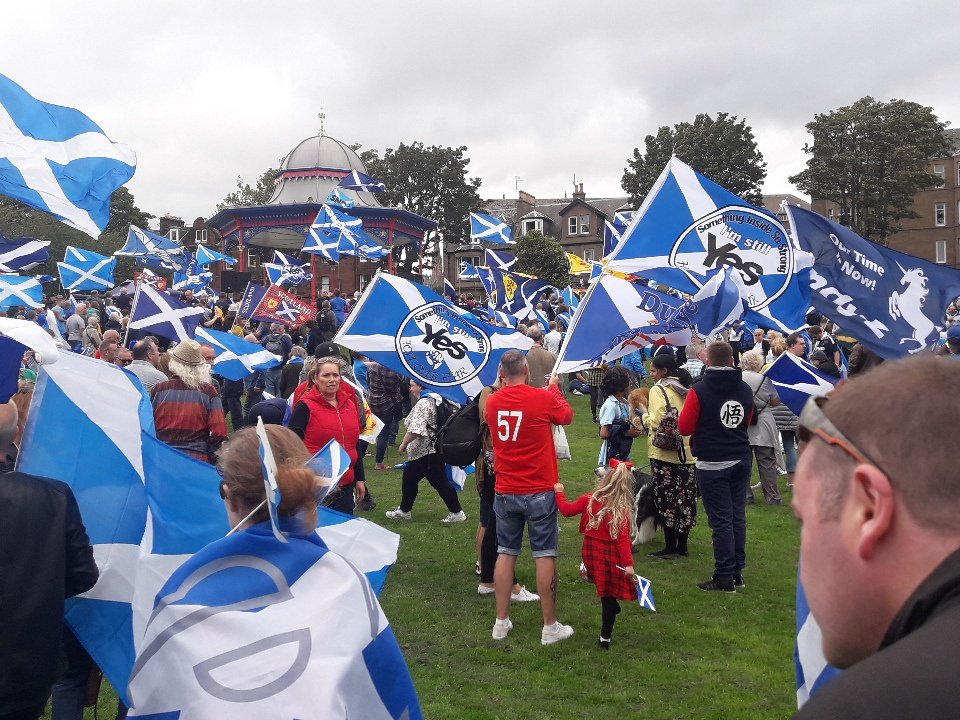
[788,204,960,358]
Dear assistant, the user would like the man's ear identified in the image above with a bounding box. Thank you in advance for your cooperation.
[848,464,895,560]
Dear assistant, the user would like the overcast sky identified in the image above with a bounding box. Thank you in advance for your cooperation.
[8,1,960,226]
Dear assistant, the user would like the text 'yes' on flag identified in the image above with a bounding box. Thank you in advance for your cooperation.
[605,157,813,332]
[334,272,533,405]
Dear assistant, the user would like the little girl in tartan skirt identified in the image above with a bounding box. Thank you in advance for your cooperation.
[555,459,638,649]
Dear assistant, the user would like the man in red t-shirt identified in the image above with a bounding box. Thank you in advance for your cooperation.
[485,350,575,645]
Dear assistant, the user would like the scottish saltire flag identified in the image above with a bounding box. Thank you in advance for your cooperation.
[477,265,496,301]
[129,284,205,342]
[788,204,960,358]
[338,169,386,193]
[561,286,580,309]
[172,254,213,292]
[469,212,513,245]
[485,248,516,271]
[683,266,749,337]
[34,274,55,284]
[264,250,312,287]
[0,234,50,272]
[762,351,838,416]
[195,327,281,381]
[255,417,287,543]
[443,278,458,302]
[303,203,379,263]
[194,244,236,267]
[796,571,841,706]
[458,261,480,279]
[57,245,116,291]
[305,438,353,504]
[118,225,186,272]
[488,267,552,319]
[357,235,390,261]
[553,272,693,374]
[325,186,356,208]
[334,272,533,405]
[603,210,635,258]
[605,157,813,331]
[0,74,136,239]
[636,574,656,612]
[566,252,592,275]
[445,463,474,492]
[0,273,44,310]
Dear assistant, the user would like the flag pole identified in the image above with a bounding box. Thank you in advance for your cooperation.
[123,281,142,349]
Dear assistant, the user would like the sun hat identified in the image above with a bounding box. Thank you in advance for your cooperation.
[169,339,205,366]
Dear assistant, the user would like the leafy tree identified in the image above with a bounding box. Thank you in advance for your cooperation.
[363,142,482,275]
[514,230,569,289]
[789,97,952,243]
[218,167,278,209]
[622,112,766,206]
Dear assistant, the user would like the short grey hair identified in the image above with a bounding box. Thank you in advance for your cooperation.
[499,349,528,379]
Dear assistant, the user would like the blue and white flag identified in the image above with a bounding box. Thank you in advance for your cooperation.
[334,272,534,405]
[488,267,553,320]
[683,266,749,337]
[484,248,516,271]
[34,273,55,284]
[605,157,813,331]
[763,350,838,417]
[303,204,380,263]
[603,210,634,258]
[128,284,205,343]
[264,250,312,287]
[194,244,236,267]
[561,286,580,309]
[553,272,693,374]
[469,212,513,245]
[255,417,287,543]
[0,317,61,401]
[172,253,213,292]
[0,233,50,272]
[636,574,656,612]
[443,278,458,302]
[117,225,186,272]
[445,463,474,492]
[458,261,480,280]
[305,438,353,504]
[796,571,841,707]
[195,327,281,381]
[338,169,386,193]
[57,245,116,291]
[477,265,496,302]
[0,74,136,239]
[0,273,44,310]
[325,186,356,208]
[788,204,960,358]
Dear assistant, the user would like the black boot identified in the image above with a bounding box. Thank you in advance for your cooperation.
[648,526,678,559]
[675,531,689,557]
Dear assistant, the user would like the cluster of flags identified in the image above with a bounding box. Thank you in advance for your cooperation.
[303,203,390,264]
[237,280,318,328]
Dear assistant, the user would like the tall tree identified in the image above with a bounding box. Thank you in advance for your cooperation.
[218,167,278,209]
[622,112,766,206]
[363,143,482,274]
[789,97,952,243]
[514,230,569,290]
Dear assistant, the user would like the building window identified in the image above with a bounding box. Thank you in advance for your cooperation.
[579,215,590,235]
[321,276,330,292]
[359,274,371,290]
[168,228,181,243]
[936,240,947,264]
[935,203,946,227]
[522,218,543,234]
[469,255,481,268]
[195,229,208,244]
[827,207,835,219]
[568,217,578,236]
[583,248,596,263]
[246,249,259,268]
[934,164,945,182]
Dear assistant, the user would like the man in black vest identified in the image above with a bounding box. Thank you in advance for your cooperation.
[678,341,754,593]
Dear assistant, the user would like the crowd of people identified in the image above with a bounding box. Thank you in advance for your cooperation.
[6,280,960,719]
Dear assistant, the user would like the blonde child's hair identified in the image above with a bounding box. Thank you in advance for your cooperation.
[586,462,637,540]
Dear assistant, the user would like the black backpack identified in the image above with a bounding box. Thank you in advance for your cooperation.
[434,391,485,467]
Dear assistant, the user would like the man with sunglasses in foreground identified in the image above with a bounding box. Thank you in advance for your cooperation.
[793,354,960,718]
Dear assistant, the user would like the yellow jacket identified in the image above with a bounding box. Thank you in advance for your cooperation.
[641,380,696,465]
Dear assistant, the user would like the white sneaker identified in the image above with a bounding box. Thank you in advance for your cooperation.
[492,618,513,640]
[385,507,411,521]
[441,510,467,524]
[511,586,540,602]
[477,584,495,596]
[541,621,574,645]
[572,390,584,396]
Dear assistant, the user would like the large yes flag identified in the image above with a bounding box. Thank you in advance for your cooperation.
[0,74,136,238]
[57,245,116,291]
[469,212,514,245]
[335,272,534,405]
[605,157,813,331]
[789,204,960,358]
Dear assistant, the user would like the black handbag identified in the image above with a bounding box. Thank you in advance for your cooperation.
[651,386,683,452]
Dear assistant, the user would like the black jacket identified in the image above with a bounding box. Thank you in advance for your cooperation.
[795,548,960,719]
[688,367,753,462]
[0,471,99,714]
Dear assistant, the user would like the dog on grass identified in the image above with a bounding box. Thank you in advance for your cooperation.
[594,464,657,547]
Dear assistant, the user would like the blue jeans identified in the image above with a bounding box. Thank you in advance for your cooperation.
[696,456,751,580]
[374,404,403,464]
[780,429,798,473]
[262,365,284,397]
[51,630,93,720]
[494,490,558,558]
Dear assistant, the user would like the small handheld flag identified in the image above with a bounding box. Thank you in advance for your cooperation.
[304,438,352,504]
[255,418,287,543]
[617,566,656,611]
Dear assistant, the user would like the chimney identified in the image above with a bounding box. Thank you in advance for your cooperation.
[573,182,586,200]
[518,190,536,218]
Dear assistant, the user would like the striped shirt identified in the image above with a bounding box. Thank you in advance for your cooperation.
[151,377,227,463]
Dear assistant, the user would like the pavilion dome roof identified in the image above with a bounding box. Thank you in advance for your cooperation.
[280,133,368,173]
[268,133,380,207]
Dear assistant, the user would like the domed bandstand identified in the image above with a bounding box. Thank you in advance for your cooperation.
[207,130,436,300]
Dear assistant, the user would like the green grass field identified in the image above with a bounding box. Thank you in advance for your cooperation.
[52,393,801,720]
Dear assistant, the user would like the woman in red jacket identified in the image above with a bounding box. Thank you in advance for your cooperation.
[555,460,638,649]
[289,356,365,515]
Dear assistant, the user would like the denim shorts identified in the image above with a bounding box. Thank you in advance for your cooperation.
[494,490,559,558]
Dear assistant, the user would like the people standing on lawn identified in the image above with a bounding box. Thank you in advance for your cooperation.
[597,365,641,465]
[555,460,639,650]
[485,350,575,644]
